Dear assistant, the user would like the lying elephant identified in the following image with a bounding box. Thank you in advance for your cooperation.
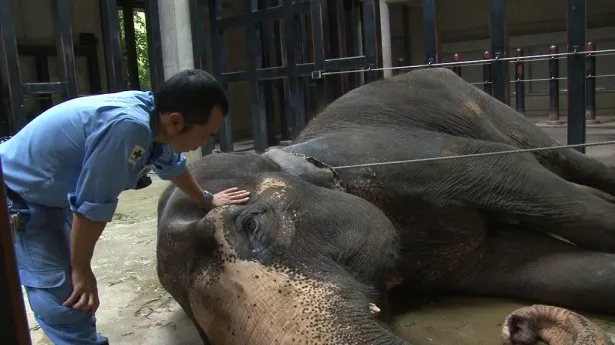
[156,67,615,345]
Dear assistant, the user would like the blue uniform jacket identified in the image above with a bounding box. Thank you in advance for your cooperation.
[0,90,187,223]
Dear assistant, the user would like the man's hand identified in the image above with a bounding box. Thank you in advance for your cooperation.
[212,187,251,207]
[63,267,100,316]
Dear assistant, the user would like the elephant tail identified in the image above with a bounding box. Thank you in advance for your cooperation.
[500,304,613,345]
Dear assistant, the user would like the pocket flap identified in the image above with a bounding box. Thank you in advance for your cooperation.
[19,268,66,289]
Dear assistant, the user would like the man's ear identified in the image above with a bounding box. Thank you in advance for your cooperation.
[166,112,185,133]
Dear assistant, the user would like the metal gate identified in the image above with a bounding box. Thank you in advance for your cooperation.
[192,0,380,154]
[0,0,164,137]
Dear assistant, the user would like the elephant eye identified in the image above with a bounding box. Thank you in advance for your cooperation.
[244,217,260,234]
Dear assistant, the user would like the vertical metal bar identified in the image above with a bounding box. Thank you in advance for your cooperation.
[298,13,312,125]
[0,158,33,345]
[52,0,79,99]
[548,45,562,124]
[34,56,53,111]
[482,50,492,95]
[188,0,215,155]
[344,0,359,90]
[99,0,125,92]
[361,0,379,83]
[293,11,307,133]
[273,8,289,140]
[189,0,208,70]
[0,0,25,133]
[335,0,348,95]
[421,0,438,64]
[208,0,233,152]
[122,3,140,90]
[144,0,164,90]
[566,0,586,151]
[326,1,341,99]
[86,51,102,94]
[287,0,307,136]
[245,0,268,153]
[256,0,277,147]
[310,0,327,109]
[279,0,295,140]
[489,0,508,104]
[514,48,525,115]
[585,41,597,124]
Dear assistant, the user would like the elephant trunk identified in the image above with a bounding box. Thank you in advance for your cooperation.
[501,304,613,345]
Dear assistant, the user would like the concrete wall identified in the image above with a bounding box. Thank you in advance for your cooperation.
[386,0,615,117]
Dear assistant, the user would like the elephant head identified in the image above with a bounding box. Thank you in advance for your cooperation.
[156,150,405,345]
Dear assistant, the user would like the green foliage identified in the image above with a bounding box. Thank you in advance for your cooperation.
[118,8,151,91]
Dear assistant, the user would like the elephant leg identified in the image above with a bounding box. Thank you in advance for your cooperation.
[452,226,615,315]
[571,182,615,204]
[435,140,615,253]
[538,146,615,197]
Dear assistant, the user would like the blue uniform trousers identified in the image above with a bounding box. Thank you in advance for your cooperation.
[7,191,108,345]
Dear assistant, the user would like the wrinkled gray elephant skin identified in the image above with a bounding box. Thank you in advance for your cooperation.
[156,68,615,345]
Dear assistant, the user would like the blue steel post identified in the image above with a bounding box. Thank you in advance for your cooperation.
[421,0,438,65]
[489,0,509,104]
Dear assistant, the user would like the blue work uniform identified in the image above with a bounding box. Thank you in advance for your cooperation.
[0,90,187,345]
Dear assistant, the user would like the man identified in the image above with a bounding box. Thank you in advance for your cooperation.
[0,69,250,344]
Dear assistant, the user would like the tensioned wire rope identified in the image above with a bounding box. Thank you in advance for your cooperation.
[331,140,615,170]
[318,48,615,77]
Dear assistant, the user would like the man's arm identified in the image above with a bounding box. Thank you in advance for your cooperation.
[171,170,211,207]
[149,145,214,208]
[70,213,106,271]
[152,145,251,210]
[67,118,151,267]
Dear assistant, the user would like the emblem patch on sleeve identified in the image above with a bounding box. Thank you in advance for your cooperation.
[128,145,145,165]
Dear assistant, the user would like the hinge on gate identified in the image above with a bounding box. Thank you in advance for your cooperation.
[311,70,324,79]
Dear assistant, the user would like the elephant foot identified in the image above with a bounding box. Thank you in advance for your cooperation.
[452,226,615,315]
[501,304,613,345]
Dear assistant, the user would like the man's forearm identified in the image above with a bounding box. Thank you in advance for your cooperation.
[70,212,106,271]
[171,170,207,205]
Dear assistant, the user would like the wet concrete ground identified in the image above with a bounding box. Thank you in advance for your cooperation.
[23,123,615,345]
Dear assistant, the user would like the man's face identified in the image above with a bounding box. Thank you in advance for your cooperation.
[163,105,225,153]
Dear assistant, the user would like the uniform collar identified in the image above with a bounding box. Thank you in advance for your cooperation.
[148,96,163,163]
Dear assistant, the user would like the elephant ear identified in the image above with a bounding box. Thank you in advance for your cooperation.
[262,148,345,192]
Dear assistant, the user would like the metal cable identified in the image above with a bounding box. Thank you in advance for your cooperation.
[320,48,615,77]
[331,139,615,170]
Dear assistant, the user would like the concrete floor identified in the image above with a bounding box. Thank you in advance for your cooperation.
[23,125,615,345]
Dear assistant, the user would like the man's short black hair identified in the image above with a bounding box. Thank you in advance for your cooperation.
[155,69,229,131]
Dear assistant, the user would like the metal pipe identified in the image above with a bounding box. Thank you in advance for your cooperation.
[548,44,563,124]
[514,48,525,114]
[585,41,597,123]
